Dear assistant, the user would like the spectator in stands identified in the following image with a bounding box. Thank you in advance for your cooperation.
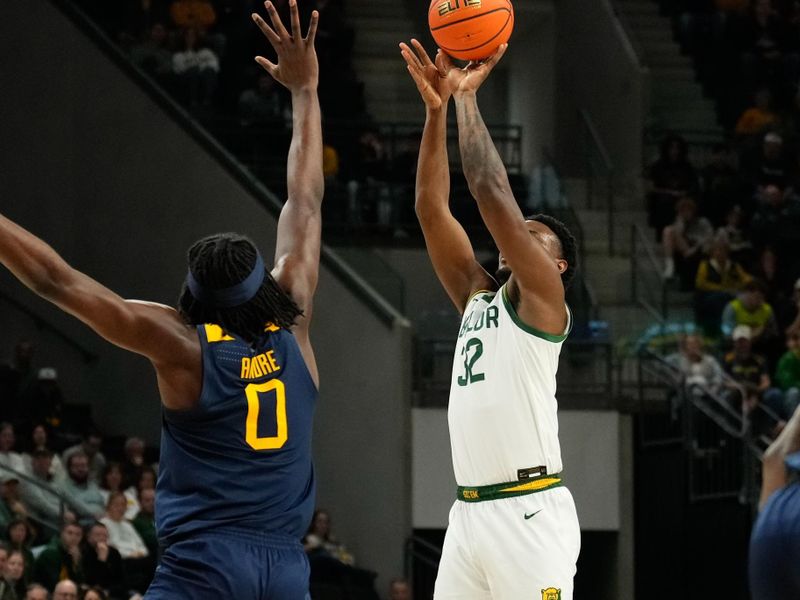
[81,523,124,600]
[7,519,35,584]
[80,587,108,600]
[1,550,27,599]
[749,183,800,253]
[172,27,220,109]
[238,73,289,127]
[100,494,148,560]
[134,468,156,495]
[716,204,753,265]
[746,133,790,188]
[24,583,48,600]
[63,433,105,486]
[668,333,725,391]
[23,425,64,483]
[59,454,105,522]
[304,509,354,566]
[304,509,378,600]
[169,0,216,31]
[34,524,84,591]
[695,237,752,333]
[129,23,174,80]
[723,325,785,417]
[51,580,78,600]
[735,88,780,138]
[722,280,780,353]
[389,578,412,600]
[776,332,800,414]
[121,438,147,492]
[131,489,156,558]
[662,196,714,288]
[0,476,31,532]
[21,449,75,528]
[100,493,151,593]
[0,424,26,475]
[343,128,392,226]
[647,135,700,240]
[753,247,797,330]
[739,0,788,91]
[701,144,743,226]
[99,464,138,521]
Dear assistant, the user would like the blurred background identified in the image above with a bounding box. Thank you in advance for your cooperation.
[2,0,800,598]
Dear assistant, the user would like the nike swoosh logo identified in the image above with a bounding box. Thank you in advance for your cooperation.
[524,510,542,520]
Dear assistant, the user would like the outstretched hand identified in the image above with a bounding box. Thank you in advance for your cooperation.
[400,39,454,111]
[439,44,508,96]
[253,0,319,92]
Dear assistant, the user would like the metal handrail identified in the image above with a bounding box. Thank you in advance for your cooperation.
[0,289,98,363]
[0,462,71,531]
[606,0,648,70]
[578,109,616,255]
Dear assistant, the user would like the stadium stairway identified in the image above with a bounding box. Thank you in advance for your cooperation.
[615,0,724,147]
[347,0,425,122]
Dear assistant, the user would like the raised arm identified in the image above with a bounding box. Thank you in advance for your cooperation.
[253,0,322,325]
[443,48,567,334]
[400,40,495,312]
[0,214,198,400]
[759,404,800,509]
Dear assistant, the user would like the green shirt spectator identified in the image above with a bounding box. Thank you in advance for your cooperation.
[33,523,85,591]
[131,488,157,557]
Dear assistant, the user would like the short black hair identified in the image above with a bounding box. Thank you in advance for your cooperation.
[178,233,303,343]
[525,214,579,289]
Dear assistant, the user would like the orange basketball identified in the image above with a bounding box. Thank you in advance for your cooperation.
[428,0,514,62]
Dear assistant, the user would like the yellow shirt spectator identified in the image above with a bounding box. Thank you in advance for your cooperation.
[170,0,216,30]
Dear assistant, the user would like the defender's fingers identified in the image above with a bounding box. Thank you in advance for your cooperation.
[255,56,279,77]
[252,13,281,47]
[305,10,319,43]
[265,1,290,40]
[410,39,434,67]
[289,0,302,40]
[406,65,428,90]
[400,43,423,70]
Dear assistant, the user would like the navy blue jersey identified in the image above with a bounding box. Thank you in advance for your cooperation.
[749,453,800,599]
[156,324,317,545]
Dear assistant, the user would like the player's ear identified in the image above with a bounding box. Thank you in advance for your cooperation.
[556,259,567,275]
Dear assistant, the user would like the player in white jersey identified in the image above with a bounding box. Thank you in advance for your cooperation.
[400,40,581,600]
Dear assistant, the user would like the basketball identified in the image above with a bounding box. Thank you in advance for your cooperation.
[428,0,514,62]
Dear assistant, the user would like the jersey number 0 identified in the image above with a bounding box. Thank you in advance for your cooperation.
[244,380,288,450]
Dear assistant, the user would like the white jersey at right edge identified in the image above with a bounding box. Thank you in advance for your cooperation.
[448,284,569,486]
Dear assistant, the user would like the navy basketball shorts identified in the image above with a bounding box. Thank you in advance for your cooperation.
[749,482,800,600]
[145,529,310,600]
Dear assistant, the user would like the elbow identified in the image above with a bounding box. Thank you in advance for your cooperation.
[466,174,509,201]
[32,262,72,301]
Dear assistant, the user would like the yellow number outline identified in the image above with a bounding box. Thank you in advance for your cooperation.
[245,380,288,450]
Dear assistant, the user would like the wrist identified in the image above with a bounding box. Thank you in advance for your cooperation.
[453,90,477,101]
[291,85,318,97]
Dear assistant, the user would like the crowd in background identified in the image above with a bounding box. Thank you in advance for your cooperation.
[646,0,800,438]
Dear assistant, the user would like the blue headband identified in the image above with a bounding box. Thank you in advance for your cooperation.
[187,252,266,308]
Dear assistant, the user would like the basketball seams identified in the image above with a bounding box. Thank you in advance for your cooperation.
[436,11,513,54]
[429,7,511,32]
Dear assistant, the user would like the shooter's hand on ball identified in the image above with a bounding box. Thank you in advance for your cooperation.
[400,39,454,111]
[252,0,319,92]
[439,43,508,96]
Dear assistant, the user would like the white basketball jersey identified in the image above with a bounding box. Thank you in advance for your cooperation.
[448,285,570,486]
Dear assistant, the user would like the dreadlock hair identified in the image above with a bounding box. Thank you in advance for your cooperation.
[177,233,303,343]
[525,214,579,289]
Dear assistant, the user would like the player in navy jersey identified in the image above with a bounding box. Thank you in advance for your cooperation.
[749,404,800,599]
[0,1,323,598]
